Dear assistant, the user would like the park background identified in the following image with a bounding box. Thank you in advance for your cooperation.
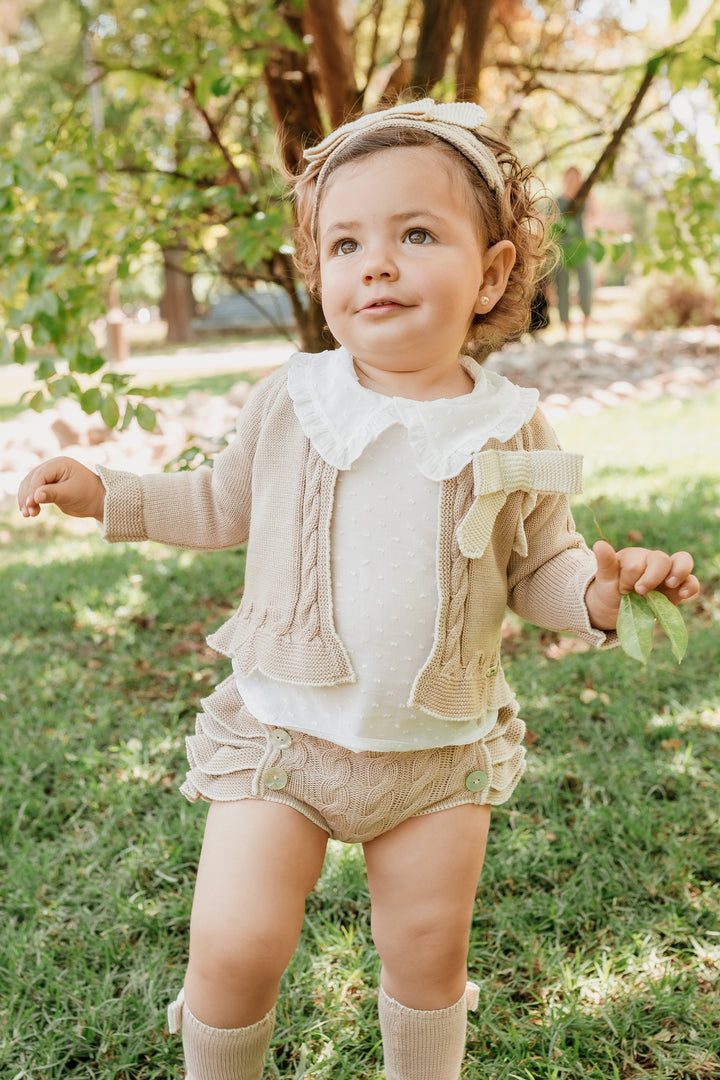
[1,0,720,1077]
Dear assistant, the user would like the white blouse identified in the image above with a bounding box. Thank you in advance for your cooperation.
[234,348,538,753]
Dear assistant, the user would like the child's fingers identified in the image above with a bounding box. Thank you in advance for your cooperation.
[624,549,673,595]
[661,552,700,603]
[18,459,71,516]
[675,573,700,601]
[664,551,695,590]
[33,481,64,507]
[591,539,619,584]
[622,549,699,603]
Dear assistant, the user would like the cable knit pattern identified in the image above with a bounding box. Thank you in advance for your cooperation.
[439,468,475,673]
[296,447,324,641]
[99,360,614,727]
[180,676,526,842]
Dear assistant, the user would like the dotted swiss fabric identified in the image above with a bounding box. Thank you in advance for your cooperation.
[237,426,496,751]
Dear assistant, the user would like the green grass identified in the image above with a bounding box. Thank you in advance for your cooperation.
[1,392,719,1079]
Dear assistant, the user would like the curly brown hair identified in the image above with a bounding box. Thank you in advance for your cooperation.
[291,125,554,358]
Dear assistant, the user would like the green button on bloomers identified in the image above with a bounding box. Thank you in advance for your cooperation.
[270,728,292,748]
[263,768,288,790]
[465,770,488,792]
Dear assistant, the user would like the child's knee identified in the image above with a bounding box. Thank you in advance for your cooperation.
[188,908,299,990]
[372,909,470,981]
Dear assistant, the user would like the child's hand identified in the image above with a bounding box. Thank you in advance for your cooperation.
[18,456,106,522]
[586,539,699,631]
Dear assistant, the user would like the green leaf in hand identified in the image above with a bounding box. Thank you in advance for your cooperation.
[617,590,688,664]
[617,592,655,663]
[645,590,688,663]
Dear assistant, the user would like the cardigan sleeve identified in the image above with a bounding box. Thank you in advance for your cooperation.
[98,365,287,550]
[503,411,615,648]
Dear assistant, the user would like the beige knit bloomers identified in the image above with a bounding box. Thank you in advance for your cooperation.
[180,675,526,844]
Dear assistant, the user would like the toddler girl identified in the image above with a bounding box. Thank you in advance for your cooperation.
[18,99,699,1080]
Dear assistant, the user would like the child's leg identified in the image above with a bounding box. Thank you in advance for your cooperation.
[175,799,327,1079]
[363,804,491,1080]
[577,258,593,319]
[554,264,570,328]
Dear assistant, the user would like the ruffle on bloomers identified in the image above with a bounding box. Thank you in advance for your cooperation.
[180,676,527,844]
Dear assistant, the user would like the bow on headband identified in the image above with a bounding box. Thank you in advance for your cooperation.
[457,450,584,559]
[304,98,506,237]
[304,99,489,163]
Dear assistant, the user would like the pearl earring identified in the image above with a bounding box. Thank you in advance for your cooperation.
[480,296,490,306]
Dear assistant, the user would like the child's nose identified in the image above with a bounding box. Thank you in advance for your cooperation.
[361,243,399,282]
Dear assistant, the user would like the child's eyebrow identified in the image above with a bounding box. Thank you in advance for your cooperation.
[322,219,361,234]
[322,209,446,234]
[391,209,445,224]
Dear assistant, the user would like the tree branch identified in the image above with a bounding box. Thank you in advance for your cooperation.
[185,77,249,195]
[413,0,462,92]
[302,0,361,125]
[456,0,493,102]
[567,55,664,214]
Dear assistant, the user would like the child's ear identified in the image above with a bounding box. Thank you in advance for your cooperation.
[474,241,516,314]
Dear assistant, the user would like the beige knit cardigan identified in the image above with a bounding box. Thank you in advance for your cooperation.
[98,363,611,723]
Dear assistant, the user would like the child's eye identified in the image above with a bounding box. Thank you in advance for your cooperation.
[333,238,358,256]
[405,229,433,245]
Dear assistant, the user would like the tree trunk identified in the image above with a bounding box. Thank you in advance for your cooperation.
[302,0,361,127]
[297,292,330,353]
[263,3,324,175]
[161,248,195,345]
[413,0,462,92]
[456,0,494,101]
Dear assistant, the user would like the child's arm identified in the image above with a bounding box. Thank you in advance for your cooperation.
[18,456,105,522]
[17,367,287,549]
[585,539,699,631]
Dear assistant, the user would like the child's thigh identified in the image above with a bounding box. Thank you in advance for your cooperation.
[363,804,491,953]
[190,799,328,954]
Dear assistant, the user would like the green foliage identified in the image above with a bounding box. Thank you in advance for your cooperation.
[1,0,719,428]
[617,592,657,663]
[0,0,295,426]
[617,591,688,665]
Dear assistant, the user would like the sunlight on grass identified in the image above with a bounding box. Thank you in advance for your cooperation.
[109,734,186,786]
[552,394,718,478]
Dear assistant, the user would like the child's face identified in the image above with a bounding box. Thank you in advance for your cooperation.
[316,145,504,385]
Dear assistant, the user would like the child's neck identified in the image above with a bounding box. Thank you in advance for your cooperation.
[352,358,475,401]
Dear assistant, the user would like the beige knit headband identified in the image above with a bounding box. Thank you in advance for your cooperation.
[304,98,506,240]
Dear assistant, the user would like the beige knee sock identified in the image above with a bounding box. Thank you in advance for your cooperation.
[167,989,275,1080]
[378,982,479,1080]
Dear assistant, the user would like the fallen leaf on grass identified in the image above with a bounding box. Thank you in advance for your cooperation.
[579,688,610,705]
[661,738,682,751]
[543,636,591,660]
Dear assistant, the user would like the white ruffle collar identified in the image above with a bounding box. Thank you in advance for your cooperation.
[286,346,539,481]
